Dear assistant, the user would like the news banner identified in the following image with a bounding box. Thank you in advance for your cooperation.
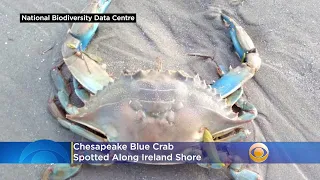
[0,140,320,164]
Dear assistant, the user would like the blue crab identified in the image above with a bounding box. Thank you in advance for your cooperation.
[43,0,262,179]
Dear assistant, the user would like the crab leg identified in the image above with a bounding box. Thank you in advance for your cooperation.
[61,0,114,95]
[229,163,260,180]
[211,14,261,98]
[217,65,258,121]
[213,63,260,179]
[48,0,114,120]
[73,77,90,103]
[49,66,108,142]
[44,2,114,179]
[198,128,260,180]
[49,69,108,142]
[198,128,226,169]
[216,65,244,106]
[50,67,79,115]
[69,0,112,51]
[47,60,110,179]
[235,99,258,121]
[48,0,113,143]
[47,97,108,180]
[49,58,112,142]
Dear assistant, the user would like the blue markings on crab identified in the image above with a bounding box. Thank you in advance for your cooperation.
[69,0,112,50]
[215,65,243,104]
[50,67,70,95]
[213,64,257,121]
[213,14,260,99]
[211,65,253,98]
[221,14,246,61]
[73,77,90,103]
[236,98,258,121]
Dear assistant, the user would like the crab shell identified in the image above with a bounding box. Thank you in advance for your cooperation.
[65,69,251,142]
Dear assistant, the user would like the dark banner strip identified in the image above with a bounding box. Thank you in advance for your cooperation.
[20,13,136,23]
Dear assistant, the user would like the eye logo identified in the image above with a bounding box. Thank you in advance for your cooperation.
[19,140,70,163]
[249,143,269,163]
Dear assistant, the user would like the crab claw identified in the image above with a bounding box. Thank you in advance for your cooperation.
[221,14,261,72]
[68,0,112,51]
[229,163,261,180]
[211,14,262,98]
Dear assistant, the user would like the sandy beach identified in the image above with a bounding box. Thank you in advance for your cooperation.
[0,0,319,179]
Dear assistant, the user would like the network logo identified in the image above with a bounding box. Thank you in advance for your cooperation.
[249,143,269,163]
[19,140,70,163]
